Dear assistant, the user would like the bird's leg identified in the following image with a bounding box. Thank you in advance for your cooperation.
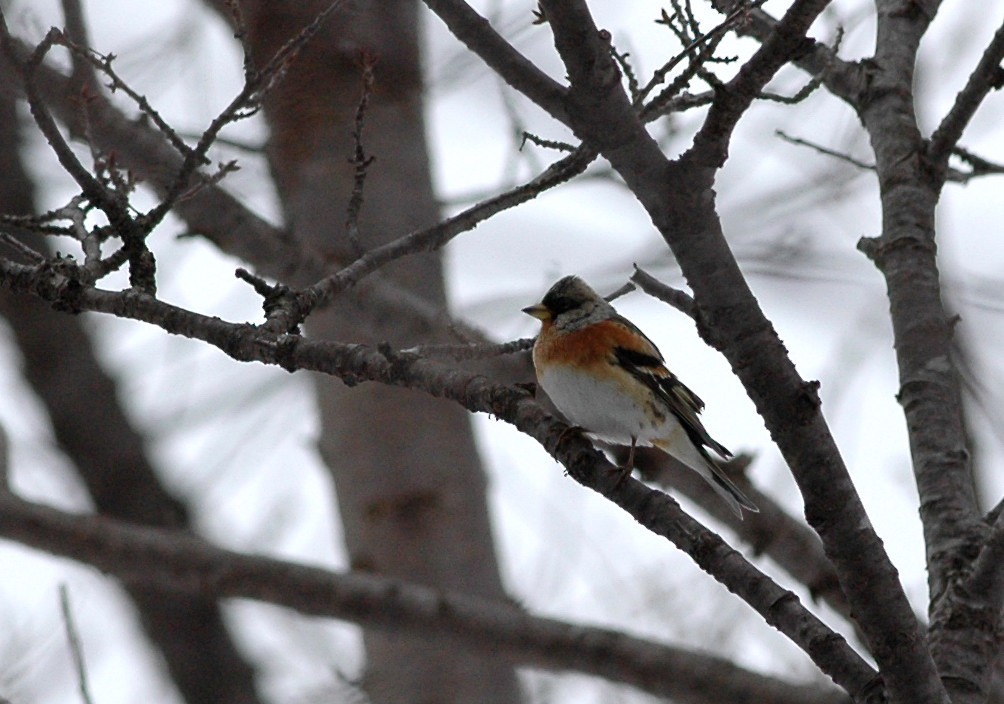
[609,438,637,487]
[624,438,637,469]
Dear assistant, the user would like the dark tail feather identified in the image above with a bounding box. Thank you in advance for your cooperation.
[706,462,759,520]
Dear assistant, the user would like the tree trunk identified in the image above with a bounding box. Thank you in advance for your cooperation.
[235,1,522,700]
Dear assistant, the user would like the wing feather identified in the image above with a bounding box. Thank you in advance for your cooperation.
[610,317,731,459]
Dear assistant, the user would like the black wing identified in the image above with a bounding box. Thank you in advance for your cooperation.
[613,344,732,460]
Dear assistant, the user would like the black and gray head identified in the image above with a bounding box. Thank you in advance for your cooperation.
[523,275,615,328]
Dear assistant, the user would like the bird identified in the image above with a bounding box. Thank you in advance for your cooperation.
[522,275,758,519]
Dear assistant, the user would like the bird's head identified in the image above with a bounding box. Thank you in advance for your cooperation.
[523,276,612,328]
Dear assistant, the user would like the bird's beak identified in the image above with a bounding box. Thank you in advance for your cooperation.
[522,303,551,320]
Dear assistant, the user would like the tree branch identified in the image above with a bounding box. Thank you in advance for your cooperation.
[927,17,1004,173]
[689,0,833,166]
[421,0,570,124]
[967,515,1004,611]
[0,259,878,700]
[0,30,489,345]
[852,1,984,701]
[710,1,864,108]
[58,585,96,704]
[0,493,851,704]
[628,268,857,629]
[0,19,157,292]
[527,1,939,701]
[296,145,597,316]
[630,266,696,319]
[630,448,857,629]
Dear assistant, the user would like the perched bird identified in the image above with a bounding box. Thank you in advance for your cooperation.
[523,275,758,518]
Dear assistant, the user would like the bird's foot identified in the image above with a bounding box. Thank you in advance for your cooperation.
[608,440,637,487]
[555,424,585,447]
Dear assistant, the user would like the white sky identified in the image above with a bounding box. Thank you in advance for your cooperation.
[2,1,1004,703]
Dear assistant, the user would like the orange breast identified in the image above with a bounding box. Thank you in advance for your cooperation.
[534,319,654,371]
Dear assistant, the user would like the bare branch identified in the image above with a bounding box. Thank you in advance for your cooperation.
[689,0,831,166]
[58,585,95,704]
[709,2,863,108]
[0,28,488,344]
[951,145,1004,181]
[57,36,197,160]
[640,33,729,122]
[0,28,114,218]
[630,266,696,319]
[295,145,597,317]
[142,0,349,234]
[521,132,576,153]
[636,2,754,107]
[345,53,378,258]
[928,18,1004,173]
[529,3,941,701]
[0,230,47,263]
[421,0,570,124]
[223,0,255,81]
[758,72,825,104]
[0,258,878,700]
[774,130,986,184]
[629,448,860,625]
[0,20,156,292]
[967,514,1004,614]
[775,130,874,171]
[0,494,851,704]
[403,338,533,361]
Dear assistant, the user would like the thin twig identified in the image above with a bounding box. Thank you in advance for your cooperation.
[610,46,640,102]
[951,145,1004,181]
[58,36,196,161]
[4,29,119,217]
[59,584,95,704]
[520,132,576,152]
[604,281,635,303]
[224,0,256,82]
[688,0,833,164]
[756,26,839,105]
[928,17,1004,170]
[345,53,378,258]
[637,2,754,106]
[294,145,598,317]
[775,130,875,170]
[402,338,533,360]
[0,23,156,291]
[630,265,696,319]
[142,0,348,233]
[640,34,726,121]
[0,264,880,700]
[641,90,715,123]
[758,73,824,104]
[0,231,48,263]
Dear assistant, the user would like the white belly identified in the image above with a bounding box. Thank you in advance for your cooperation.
[537,364,670,446]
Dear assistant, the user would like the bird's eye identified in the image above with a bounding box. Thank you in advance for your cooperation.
[544,295,578,315]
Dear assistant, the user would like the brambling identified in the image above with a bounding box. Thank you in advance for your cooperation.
[523,275,758,519]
